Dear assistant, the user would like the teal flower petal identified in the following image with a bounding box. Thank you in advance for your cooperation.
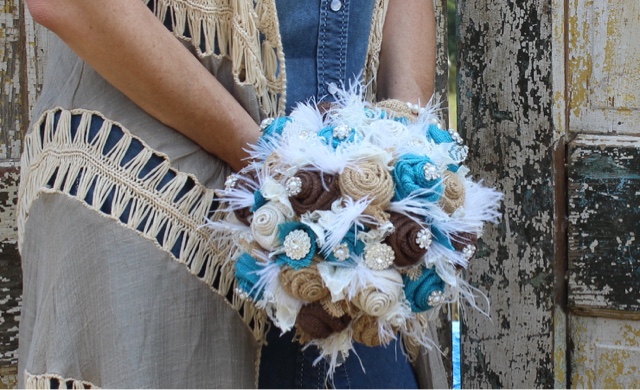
[234,252,264,301]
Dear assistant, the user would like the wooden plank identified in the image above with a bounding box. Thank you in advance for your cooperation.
[568,1,640,136]
[457,0,561,387]
[570,316,640,388]
[432,0,452,386]
[567,134,640,315]
[0,1,46,387]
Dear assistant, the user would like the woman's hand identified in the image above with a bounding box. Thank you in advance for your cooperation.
[26,0,260,172]
[377,0,437,105]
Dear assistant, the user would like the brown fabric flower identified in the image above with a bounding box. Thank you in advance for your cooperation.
[384,212,429,267]
[296,301,352,339]
[440,171,466,215]
[279,264,329,302]
[289,170,341,215]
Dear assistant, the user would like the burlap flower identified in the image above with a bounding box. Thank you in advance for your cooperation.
[351,315,382,347]
[352,269,404,317]
[251,202,288,251]
[392,154,444,202]
[320,296,353,318]
[440,170,466,214]
[402,266,445,313]
[288,170,341,215]
[339,161,394,222]
[280,263,330,302]
[384,212,430,267]
[296,301,352,339]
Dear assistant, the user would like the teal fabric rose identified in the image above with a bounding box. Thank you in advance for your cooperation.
[402,267,445,312]
[318,125,361,148]
[426,123,454,144]
[393,154,444,202]
[261,116,291,139]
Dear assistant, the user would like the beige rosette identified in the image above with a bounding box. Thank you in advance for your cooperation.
[279,263,330,302]
[251,202,288,250]
[352,269,404,317]
[339,161,394,224]
[440,170,466,215]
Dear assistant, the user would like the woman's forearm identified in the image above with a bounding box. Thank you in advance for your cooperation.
[377,0,437,104]
[27,0,259,171]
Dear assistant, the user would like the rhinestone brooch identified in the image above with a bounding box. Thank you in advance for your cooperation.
[416,228,433,250]
[224,175,238,190]
[428,290,445,307]
[235,287,250,301]
[286,176,303,196]
[333,124,351,140]
[259,117,274,132]
[364,243,395,270]
[462,244,476,260]
[423,163,441,181]
[332,243,350,261]
[284,229,312,260]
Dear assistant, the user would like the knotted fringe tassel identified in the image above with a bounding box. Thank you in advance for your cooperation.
[144,0,287,118]
[363,0,390,102]
[17,108,267,344]
[24,371,98,389]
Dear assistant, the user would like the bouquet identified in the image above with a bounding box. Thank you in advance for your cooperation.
[208,86,502,373]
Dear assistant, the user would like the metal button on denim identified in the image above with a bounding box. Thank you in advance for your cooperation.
[330,0,342,11]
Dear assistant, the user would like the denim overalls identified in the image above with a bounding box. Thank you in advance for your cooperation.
[258,1,420,388]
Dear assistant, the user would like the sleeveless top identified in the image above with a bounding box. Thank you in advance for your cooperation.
[16,0,446,387]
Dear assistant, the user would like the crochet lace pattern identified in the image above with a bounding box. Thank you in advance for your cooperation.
[143,0,389,116]
[17,108,268,344]
[24,371,98,389]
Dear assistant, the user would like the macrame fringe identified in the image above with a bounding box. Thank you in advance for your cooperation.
[144,0,287,118]
[363,0,389,101]
[144,0,390,116]
[17,108,267,344]
[24,371,98,389]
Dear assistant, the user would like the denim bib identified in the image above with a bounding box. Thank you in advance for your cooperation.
[277,0,376,114]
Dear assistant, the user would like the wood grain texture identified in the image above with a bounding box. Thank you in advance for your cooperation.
[432,0,452,386]
[570,316,640,388]
[1,1,45,387]
[457,1,560,387]
[567,134,640,315]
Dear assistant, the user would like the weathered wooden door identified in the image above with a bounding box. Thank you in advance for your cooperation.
[566,1,640,387]
[458,0,640,387]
